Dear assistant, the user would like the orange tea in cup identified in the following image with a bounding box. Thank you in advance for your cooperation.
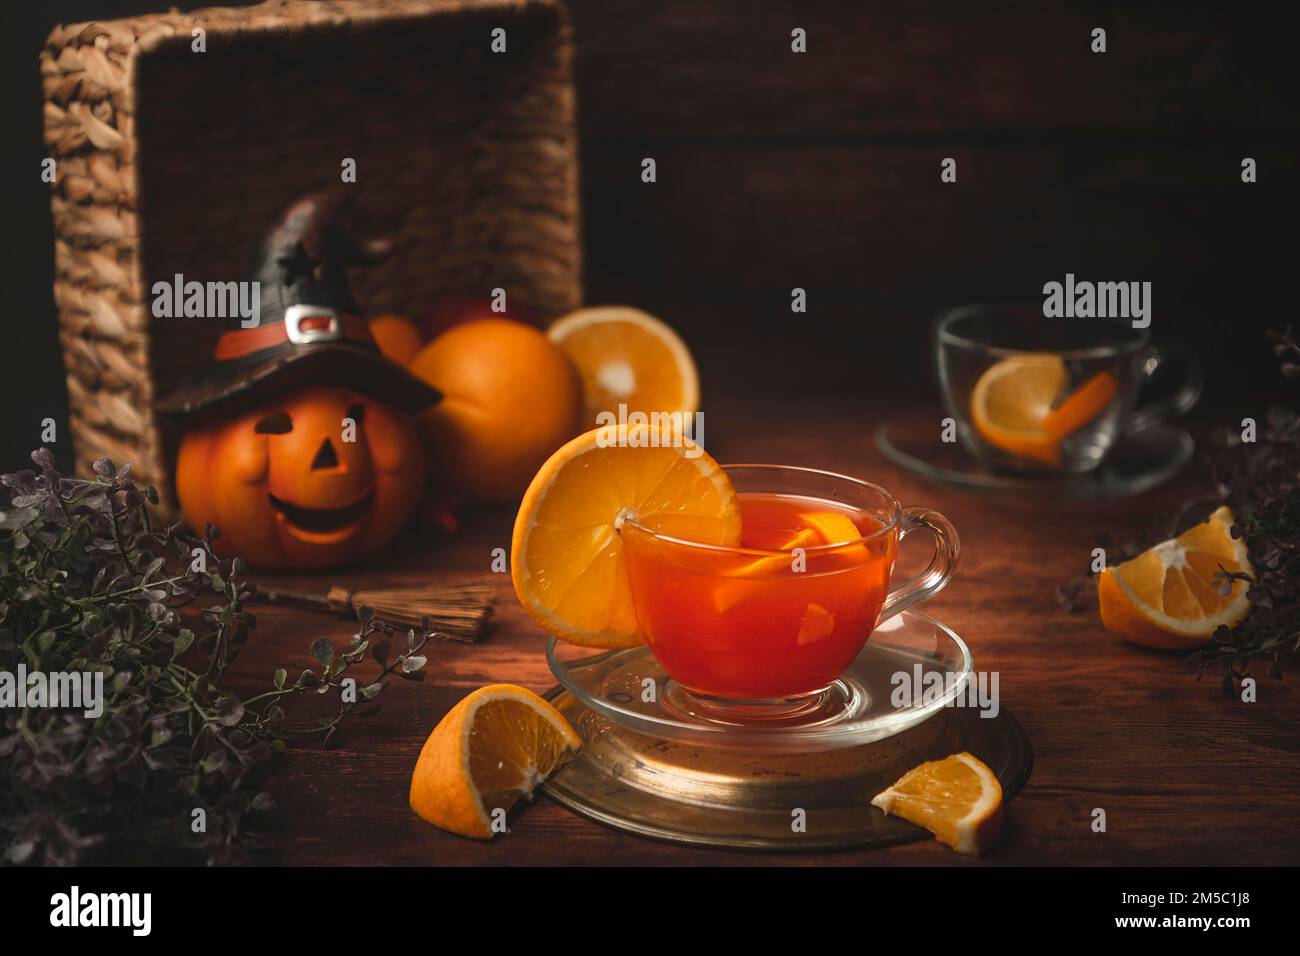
[621,465,958,706]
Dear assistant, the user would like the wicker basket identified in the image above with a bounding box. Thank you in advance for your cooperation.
[41,0,582,514]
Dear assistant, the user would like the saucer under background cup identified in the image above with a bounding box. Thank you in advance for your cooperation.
[876,410,1193,499]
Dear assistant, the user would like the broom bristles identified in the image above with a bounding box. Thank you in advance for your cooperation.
[329,580,496,642]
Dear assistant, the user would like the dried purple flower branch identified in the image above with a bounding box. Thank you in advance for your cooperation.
[0,451,430,864]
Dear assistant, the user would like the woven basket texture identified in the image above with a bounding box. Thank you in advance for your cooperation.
[42,0,582,513]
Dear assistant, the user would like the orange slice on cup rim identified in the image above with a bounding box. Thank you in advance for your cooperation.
[511,423,741,648]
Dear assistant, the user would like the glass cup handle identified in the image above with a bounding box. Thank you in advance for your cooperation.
[1126,343,1204,435]
[877,507,960,624]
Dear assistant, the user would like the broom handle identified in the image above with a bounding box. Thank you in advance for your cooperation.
[263,582,358,621]
[325,585,357,614]
[259,587,335,613]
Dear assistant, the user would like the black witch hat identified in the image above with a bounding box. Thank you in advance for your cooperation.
[156,190,439,422]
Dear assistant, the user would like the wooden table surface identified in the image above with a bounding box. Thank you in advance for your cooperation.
[233,396,1300,866]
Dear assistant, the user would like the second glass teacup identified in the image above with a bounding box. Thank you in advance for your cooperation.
[619,464,958,715]
[936,303,1203,473]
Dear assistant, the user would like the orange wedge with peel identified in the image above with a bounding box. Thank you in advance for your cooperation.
[871,752,1004,855]
[409,683,581,840]
[547,306,699,426]
[1098,505,1253,649]
[512,423,741,648]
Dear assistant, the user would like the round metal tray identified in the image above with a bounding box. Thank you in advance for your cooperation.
[541,687,1033,851]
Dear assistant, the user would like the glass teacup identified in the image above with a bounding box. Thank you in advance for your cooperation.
[935,304,1203,473]
[619,464,958,715]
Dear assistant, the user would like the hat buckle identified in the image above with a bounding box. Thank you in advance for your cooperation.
[285,304,343,344]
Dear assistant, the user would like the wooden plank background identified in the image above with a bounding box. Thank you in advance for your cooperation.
[569,0,1299,404]
[5,0,1298,465]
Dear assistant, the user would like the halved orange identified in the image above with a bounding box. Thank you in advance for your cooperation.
[512,423,741,647]
[409,684,581,840]
[871,752,1004,855]
[1099,505,1253,649]
[547,306,699,427]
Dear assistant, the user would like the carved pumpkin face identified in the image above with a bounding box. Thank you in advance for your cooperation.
[175,386,425,570]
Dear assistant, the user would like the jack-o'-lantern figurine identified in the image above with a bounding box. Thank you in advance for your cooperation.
[158,191,440,570]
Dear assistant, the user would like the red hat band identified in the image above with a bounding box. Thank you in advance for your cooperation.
[214,305,377,362]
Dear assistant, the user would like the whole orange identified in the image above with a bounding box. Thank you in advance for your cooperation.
[369,314,424,366]
[409,318,582,501]
[420,293,536,341]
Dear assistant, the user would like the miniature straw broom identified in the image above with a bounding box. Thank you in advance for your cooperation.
[260,578,495,643]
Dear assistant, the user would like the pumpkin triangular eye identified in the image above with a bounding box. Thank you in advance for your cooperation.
[254,411,293,434]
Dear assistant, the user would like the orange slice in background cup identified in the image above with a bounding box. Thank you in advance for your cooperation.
[970,355,1118,467]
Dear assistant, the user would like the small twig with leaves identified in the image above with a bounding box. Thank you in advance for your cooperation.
[247,610,431,749]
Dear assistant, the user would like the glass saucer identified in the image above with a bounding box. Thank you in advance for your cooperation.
[546,610,972,754]
[541,691,1032,849]
[876,411,1192,499]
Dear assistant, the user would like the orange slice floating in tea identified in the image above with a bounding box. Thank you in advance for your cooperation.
[409,684,581,840]
[799,510,862,546]
[731,527,819,576]
[713,511,862,613]
[797,602,836,645]
[547,306,699,427]
[871,751,1004,855]
[711,527,817,614]
[512,423,741,647]
[1098,505,1253,649]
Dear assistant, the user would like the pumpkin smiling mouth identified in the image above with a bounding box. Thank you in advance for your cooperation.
[267,490,375,534]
